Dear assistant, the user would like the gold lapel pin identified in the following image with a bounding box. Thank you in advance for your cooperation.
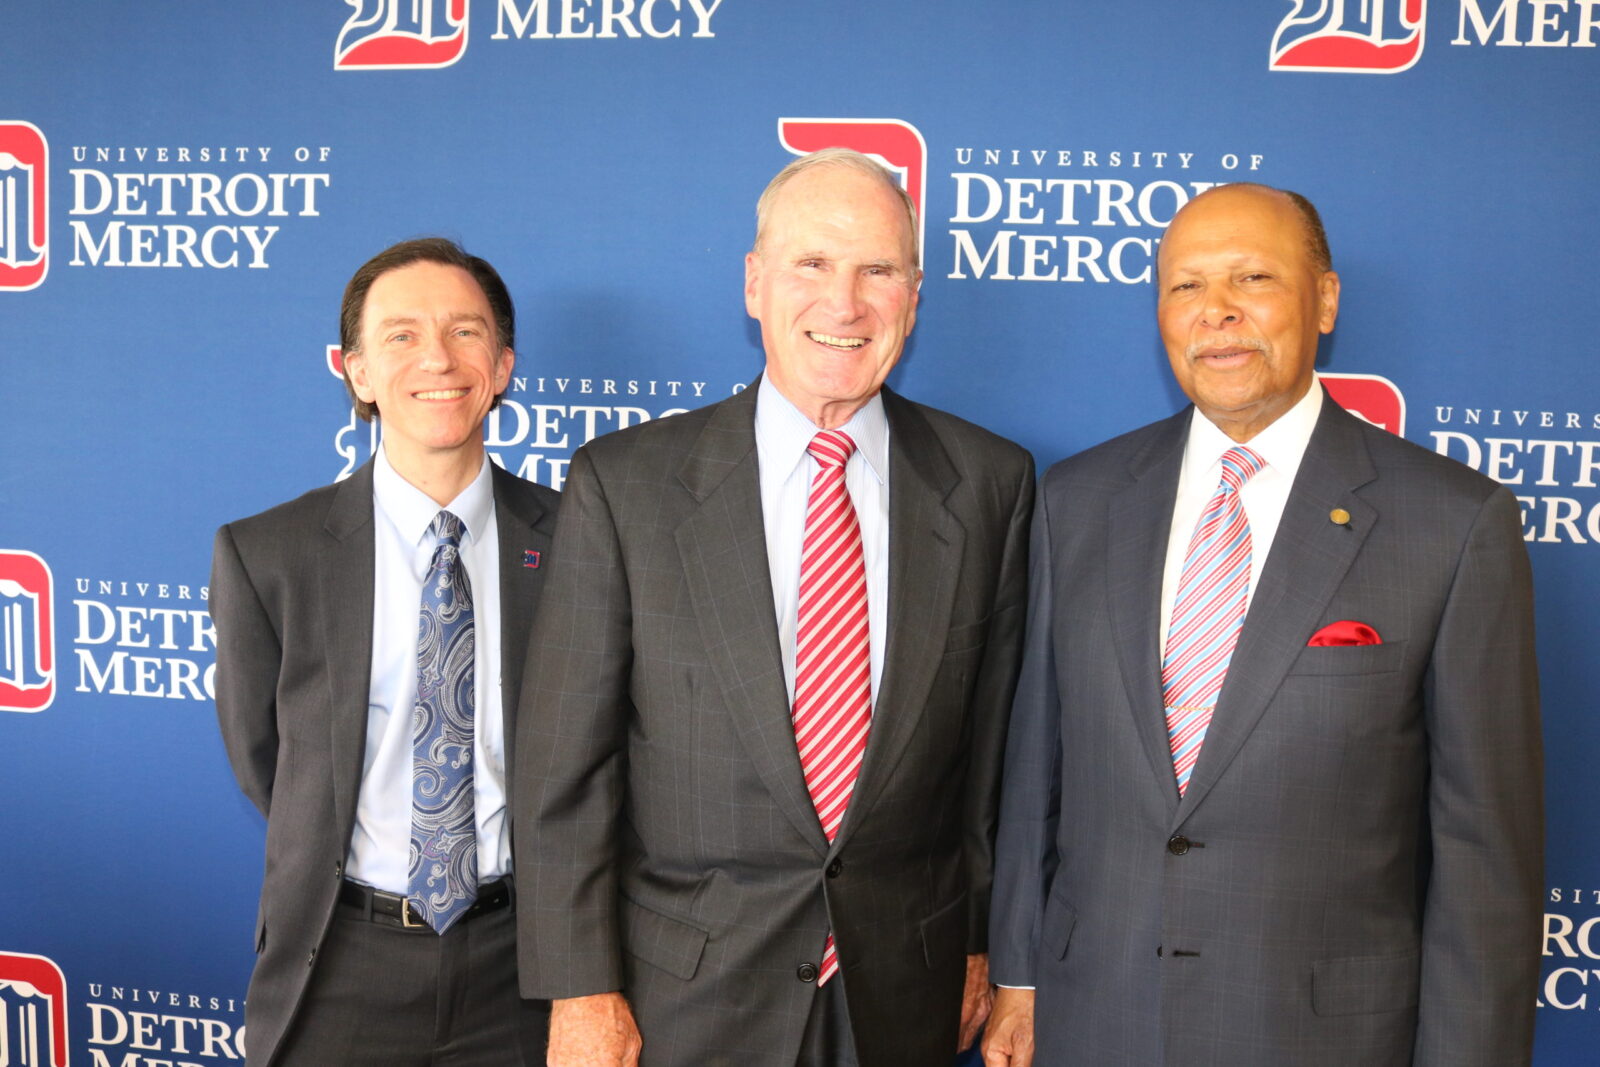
[1329,508,1351,526]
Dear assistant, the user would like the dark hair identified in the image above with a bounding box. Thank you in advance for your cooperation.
[1279,188,1333,273]
[338,237,515,422]
[1220,183,1332,273]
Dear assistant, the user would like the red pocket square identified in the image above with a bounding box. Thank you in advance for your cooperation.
[1307,620,1382,646]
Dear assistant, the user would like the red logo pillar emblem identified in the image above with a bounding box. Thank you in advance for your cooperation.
[0,550,54,713]
[0,951,70,1066]
[1323,372,1407,436]
[0,121,48,291]
[335,0,470,70]
[1270,0,1426,73]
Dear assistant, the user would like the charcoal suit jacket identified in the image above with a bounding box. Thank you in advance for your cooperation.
[990,395,1543,1066]
[514,382,1034,1066]
[212,459,559,1066]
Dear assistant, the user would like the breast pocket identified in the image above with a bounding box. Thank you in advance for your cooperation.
[1289,639,1406,676]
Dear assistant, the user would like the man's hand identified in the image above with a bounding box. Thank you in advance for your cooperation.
[548,992,641,1067]
[981,986,1035,1067]
[958,953,994,1052]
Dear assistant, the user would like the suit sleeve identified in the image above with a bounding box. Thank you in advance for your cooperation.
[514,445,631,999]
[211,523,281,818]
[960,450,1035,954]
[1414,485,1543,1065]
[987,484,1064,987]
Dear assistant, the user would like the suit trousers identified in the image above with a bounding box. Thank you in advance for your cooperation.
[268,893,549,1066]
[795,976,858,1067]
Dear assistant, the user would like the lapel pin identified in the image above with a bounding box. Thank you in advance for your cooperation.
[523,550,541,568]
[1329,508,1351,526]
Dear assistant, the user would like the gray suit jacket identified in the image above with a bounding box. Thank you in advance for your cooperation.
[514,382,1034,1066]
[212,460,559,1067]
[990,396,1543,1066]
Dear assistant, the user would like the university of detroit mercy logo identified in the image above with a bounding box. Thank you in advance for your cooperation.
[1323,372,1407,436]
[1270,0,1426,73]
[777,118,929,260]
[0,121,48,291]
[335,0,469,70]
[0,951,70,1067]
[0,550,55,713]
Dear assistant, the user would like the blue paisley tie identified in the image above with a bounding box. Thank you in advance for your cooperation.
[407,510,477,933]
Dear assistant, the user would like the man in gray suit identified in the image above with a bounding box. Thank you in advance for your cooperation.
[212,238,557,1065]
[515,149,1034,1065]
[982,183,1543,1066]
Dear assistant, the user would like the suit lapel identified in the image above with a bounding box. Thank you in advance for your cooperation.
[834,390,965,853]
[1107,411,1190,811]
[1176,398,1378,822]
[673,387,830,856]
[491,465,552,820]
[319,462,378,848]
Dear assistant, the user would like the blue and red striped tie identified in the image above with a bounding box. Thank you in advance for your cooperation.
[794,429,872,985]
[1162,446,1265,797]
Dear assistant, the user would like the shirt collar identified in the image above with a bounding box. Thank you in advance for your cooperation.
[373,446,494,548]
[754,376,889,486]
[1183,373,1324,489]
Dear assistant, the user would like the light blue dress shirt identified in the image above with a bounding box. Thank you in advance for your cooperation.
[344,447,510,892]
[754,376,891,706]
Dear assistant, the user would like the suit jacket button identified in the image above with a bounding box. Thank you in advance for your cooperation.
[797,963,818,983]
[826,860,843,879]
[334,862,343,878]
[307,948,317,965]
[1167,835,1190,856]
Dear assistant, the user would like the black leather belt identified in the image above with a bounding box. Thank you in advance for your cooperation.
[337,877,513,930]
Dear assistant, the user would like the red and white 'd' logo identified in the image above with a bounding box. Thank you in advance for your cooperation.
[1270,0,1426,74]
[335,0,469,71]
[777,118,928,260]
[1323,372,1406,436]
[0,121,48,292]
[0,951,69,1067]
[0,550,54,713]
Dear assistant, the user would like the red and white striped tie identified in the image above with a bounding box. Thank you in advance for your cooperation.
[1162,446,1265,796]
[794,429,872,985]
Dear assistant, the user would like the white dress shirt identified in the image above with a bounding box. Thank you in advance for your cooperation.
[344,446,510,892]
[754,376,891,705]
[1158,378,1325,655]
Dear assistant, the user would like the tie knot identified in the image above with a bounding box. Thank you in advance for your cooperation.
[1219,446,1265,491]
[429,510,465,549]
[807,430,857,470]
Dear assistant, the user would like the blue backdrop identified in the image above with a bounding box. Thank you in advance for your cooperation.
[3,2,1596,1063]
